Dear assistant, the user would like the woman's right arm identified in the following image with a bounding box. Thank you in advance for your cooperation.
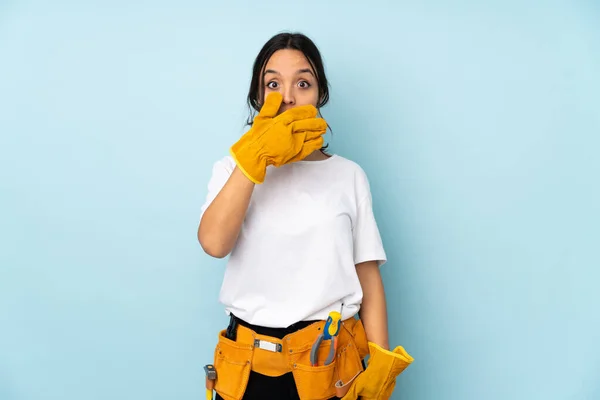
[197,166,255,258]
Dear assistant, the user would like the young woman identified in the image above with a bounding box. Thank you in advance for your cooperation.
[198,32,412,400]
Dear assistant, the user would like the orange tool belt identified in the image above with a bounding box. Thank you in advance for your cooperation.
[211,316,370,400]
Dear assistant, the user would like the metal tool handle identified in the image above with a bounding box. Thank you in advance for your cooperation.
[310,334,323,366]
[324,337,337,365]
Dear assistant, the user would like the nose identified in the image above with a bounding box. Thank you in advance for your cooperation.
[281,86,295,106]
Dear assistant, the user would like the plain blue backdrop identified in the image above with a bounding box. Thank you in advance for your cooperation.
[1,1,599,399]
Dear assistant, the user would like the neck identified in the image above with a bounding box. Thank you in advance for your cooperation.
[302,150,330,161]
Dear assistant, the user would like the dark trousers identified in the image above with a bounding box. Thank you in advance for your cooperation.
[214,314,341,400]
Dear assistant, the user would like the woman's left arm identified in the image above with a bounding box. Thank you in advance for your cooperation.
[356,260,390,350]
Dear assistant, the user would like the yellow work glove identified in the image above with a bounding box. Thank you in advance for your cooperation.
[341,342,414,400]
[230,92,327,184]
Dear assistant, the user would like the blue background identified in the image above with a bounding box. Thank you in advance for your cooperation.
[1,1,599,399]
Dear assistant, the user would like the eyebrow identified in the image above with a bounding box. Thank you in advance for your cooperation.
[263,68,314,77]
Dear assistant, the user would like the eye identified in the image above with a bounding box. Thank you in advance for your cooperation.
[266,81,278,89]
[298,80,311,89]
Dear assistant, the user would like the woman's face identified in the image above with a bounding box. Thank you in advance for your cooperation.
[261,49,320,115]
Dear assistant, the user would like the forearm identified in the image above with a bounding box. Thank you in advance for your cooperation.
[197,166,255,258]
[356,261,390,350]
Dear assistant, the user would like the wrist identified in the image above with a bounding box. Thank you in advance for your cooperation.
[229,147,266,184]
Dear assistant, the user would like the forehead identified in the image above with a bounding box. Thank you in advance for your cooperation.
[264,49,313,73]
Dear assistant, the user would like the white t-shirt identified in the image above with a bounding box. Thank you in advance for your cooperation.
[199,154,387,328]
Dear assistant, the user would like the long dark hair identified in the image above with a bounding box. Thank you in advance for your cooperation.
[245,32,331,151]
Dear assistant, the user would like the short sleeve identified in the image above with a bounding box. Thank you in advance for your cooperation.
[352,171,387,267]
[199,156,236,221]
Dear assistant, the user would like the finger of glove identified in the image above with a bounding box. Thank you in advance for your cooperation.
[276,104,318,125]
[287,136,325,164]
[290,118,327,136]
[256,92,283,119]
[293,127,327,143]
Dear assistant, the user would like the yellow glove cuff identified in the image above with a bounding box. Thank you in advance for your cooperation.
[339,341,414,400]
[369,341,414,365]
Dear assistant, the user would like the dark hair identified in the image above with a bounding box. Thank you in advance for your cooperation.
[245,32,331,151]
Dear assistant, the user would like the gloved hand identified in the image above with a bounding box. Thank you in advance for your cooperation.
[230,92,327,184]
[340,342,414,400]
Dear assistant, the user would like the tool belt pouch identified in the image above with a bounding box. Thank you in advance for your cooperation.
[212,329,253,400]
[291,319,369,400]
[211,318,369,400]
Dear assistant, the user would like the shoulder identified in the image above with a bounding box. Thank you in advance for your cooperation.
[328,154,367,174]
[209,155,236,175]
[203,155,236,191]
[329,154,373,193]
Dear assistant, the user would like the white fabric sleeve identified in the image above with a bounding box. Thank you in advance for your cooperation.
[352,171,387,267]
[199,156,235,221]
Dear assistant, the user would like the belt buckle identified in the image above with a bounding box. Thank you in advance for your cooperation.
[254,339,282,353]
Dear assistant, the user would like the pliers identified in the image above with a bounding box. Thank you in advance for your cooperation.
[310,311,342,366]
